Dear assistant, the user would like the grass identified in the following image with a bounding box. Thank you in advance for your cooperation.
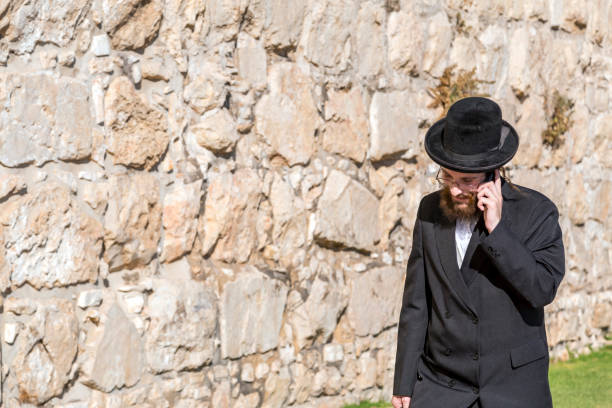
[549,345,612,408]
[344,346,612,408]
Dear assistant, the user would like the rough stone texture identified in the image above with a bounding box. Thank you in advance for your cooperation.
[161,180,203,263]
[322,87,369,163]
[80,302,143,392]
[197,168,262,263]
[0,73,92,167]
[0,0,91,54]
[348,266,405,336]
[0,182,103,290]
[255,62,321,166]
[0,1,609,406]
[315,170,381,252]
[369,91,420,161]
[11,299,78,404]
[220,266,288,358]
[145,279,216,372]
[191,109,239,154]
[109,0,163,50]
[103,173,161,271]
[104,76,168,170]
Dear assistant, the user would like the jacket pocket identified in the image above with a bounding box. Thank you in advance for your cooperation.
[510,338,548,368]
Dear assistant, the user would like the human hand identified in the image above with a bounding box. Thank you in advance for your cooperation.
[391,395,411,408]
[477,168,503,233]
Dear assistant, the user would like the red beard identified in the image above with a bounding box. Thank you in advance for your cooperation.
[440,186,481,222]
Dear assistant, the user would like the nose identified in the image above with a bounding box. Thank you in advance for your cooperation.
[450,185,463,196]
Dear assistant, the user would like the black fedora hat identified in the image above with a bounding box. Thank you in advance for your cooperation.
[424,97,519,173]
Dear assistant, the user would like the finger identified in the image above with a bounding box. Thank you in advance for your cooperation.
[402,397,411,408]
[479,197,496,211]
[495,168,501,187]
[391,398,401,408]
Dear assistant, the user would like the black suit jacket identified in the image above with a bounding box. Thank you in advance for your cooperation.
[393,179,565,408]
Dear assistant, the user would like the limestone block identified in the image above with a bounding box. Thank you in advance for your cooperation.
[0,182,103,290]
[11,299,78,404]
[554,0,588,32]
[354,1,385,79]
[4,322,20,344]
[387,10,425,74]
[368,91,420,162]
[110,0,162,50]
[303,0,356,72]
[0,174,26,200]
[80,303,143,392]
[566,171,588,225]
[591,300,612,329]
[161,180,203,263]
[103,173,161,271]
[357,353,378,390]
[569,102,590,164]
[102,0,141,33]
[220,266,288,358]
[261,0,307,51]
[191,109,239,154]
[262,369,291,408]
[289,278,347,350]
[205,0,248,42]
[347,266,404,336]
[323,343,344,363]
[513,96,546,168]
[234,392,261,408]
[255,63,321,166]
[592,113,612,168]
[507,27,532,99]
[236,32,267,89]
[314,170,381,252]
[322,87,369,163]
[0,73,92,167]
[78,290,104,309]
[145,279,216,372]
[197,168,262,263]
[0,0,91,54]
[104,76,168,170]
[586,0,609,45]
[184,76,226,115]
[422,11,453,76]
[4,297,37,315]
[91,34,111,56]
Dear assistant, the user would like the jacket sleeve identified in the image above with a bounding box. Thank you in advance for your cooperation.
[480,198,565,309]
[393,202,429,396]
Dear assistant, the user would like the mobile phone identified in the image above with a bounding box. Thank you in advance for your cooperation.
[484,171,494,183]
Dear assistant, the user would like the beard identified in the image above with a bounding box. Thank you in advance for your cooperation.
[440,186,481,222]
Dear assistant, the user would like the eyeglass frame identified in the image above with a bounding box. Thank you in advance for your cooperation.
[435,169,486,192]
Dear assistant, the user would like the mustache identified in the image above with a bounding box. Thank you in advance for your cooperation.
[439,186,480,221]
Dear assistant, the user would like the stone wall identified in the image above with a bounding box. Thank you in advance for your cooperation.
[0,0,610,406]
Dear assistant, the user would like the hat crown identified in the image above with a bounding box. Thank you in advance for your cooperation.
[442,97,502,155]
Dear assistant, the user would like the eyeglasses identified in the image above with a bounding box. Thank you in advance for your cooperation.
[435,169,482,192]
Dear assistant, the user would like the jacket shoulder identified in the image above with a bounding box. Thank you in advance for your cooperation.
[505,183,559,214]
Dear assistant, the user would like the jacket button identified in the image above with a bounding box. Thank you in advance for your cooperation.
[417,373,423,381]
[472,352,479,360]
[472,316,479,324]
[472,386,479,394]
[487,246,493,252]
[448,379,456,388]
[444,348,452,356]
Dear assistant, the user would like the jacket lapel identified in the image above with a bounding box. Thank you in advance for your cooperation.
[461,215,486,286]
[434,217,477,316]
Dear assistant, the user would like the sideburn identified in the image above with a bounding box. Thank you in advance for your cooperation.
[439,186,480,222]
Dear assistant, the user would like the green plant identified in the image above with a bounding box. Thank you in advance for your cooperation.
[427,65,493,119]
[542,91,574,149]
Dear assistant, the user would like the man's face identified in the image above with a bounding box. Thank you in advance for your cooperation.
[438,168,486,221]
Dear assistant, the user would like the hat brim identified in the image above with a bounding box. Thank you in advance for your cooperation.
[424,118,519,173]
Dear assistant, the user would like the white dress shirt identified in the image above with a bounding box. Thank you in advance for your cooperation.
[455,217,478,268]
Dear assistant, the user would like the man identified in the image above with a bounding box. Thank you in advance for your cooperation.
[391,97,565,408]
